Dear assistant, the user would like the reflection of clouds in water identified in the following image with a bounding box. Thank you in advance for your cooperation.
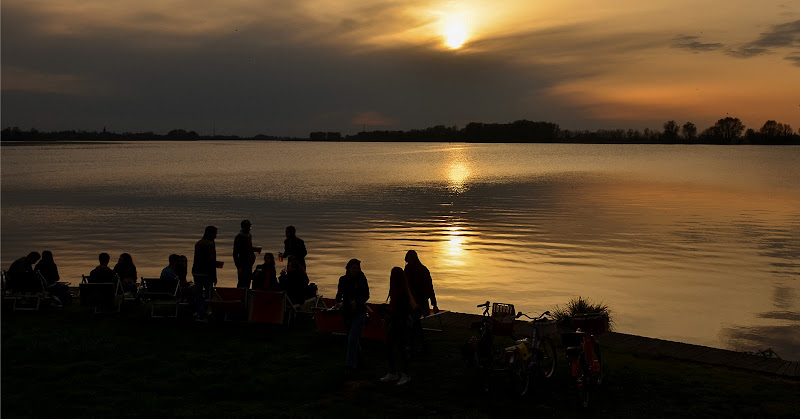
[720,324,800,361]
[771,286,796,310]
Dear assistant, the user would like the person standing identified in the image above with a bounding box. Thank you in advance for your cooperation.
[279,226,307,270]
[335,258,370,378]
[233,220,259,289]
[380,267,416,386]
[192,226,223,322]
[404,250,439,351]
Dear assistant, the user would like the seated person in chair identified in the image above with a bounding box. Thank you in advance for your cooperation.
[278,256,309,305]
[35,250,72,305]
[252,253,278,291]
[88,253,117,284]
[6,251,41,292]
[161,253,193,297]
[113,253,138,294]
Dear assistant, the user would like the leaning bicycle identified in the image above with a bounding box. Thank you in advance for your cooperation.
[505,310,558,396]
[561,313,609,408]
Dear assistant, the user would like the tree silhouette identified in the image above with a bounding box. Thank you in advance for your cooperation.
[681,122,697,142]
[663,120,680,142]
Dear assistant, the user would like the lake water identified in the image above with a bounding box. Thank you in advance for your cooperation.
[2,141,799,359]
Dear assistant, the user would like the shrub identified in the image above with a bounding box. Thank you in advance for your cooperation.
[551,296,613,330]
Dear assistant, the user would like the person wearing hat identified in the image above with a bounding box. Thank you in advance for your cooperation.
[233,219,260,289]
[335,258,370,377]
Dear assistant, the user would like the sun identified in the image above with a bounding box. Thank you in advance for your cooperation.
[442,17,468,49]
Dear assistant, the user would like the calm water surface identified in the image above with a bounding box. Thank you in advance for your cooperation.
[2,141,799,359]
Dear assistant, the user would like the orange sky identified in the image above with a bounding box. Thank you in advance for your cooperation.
[2,0,799,136]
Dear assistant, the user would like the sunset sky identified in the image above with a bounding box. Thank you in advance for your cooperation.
[2,0,799,137]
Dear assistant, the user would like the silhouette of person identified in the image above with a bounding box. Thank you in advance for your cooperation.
[278,255,310,304]
[114,253,138,294]
[279,226,307,270]
[162,253,193,298]
[88,253,117,283]
[177,255,189,285]
[404,250,438,351]
[335,258,370,377]
[233,220,259,289]
[160,254,181,280]
[252,253,278,291]
[380,267,416,386]
[7,251,41,292]
[192,226,223,321]
[35,250,71,305]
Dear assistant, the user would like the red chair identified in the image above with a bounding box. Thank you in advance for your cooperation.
[209,287,247,321]
[247,290,292,325]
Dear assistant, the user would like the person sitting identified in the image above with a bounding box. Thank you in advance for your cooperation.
[88,253,117,284]
[252,253,278,291]
[278,256,309,304]
[161,254,193,298]
[35,250,72,305]
[113,253,138,294]
[6,251,41,292]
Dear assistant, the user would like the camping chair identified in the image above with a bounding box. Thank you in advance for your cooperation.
[247,290,296,325]
[209,287,248,321]
[2,270,51,311]
[139,277,180,318]
[80,274,122,313]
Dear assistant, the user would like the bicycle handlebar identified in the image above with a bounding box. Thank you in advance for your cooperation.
[516,310,551,320]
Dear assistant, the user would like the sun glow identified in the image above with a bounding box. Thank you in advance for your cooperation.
[442,16,468,49]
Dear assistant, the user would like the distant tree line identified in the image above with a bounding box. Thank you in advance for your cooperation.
[3,116,799,144]
[0,127,302,142]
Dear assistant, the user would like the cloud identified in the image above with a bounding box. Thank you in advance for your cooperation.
[785,54,800,66]
[725,19,800,58]
[750,19,800,48]
[672,35,725,52]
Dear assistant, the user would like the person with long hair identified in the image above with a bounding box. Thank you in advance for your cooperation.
[35,250,71,305]
[335,258,369,378]
[379,267,416,386]
[252,253,278,291]
[113,253,138,294]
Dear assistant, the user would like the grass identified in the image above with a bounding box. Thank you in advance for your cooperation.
[2,303,799,418]
[551,296,613,329]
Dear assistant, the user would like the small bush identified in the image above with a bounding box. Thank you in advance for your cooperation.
[551,296,613,330]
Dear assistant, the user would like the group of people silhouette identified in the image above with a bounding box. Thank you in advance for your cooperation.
[5,222,440,384]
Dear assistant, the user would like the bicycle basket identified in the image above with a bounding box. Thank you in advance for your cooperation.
[491,303,515,336]
[533,318,558,337]
[571,313,609,335]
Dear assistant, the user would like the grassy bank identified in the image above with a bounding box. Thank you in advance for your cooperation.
[2,305,799,417]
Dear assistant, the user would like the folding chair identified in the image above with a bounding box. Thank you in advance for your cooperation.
[209,287,248,321]
[247,290,295,325]
[80,274,122,313]
[139,277,180,318]
[2,270,51,311]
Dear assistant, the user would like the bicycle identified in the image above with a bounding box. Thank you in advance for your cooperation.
[506,310,558,396]
[561,313,609,408]
[461,301,495,392]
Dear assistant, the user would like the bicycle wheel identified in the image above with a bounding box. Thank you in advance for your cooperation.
[509,353,530,396]
[537,337,557,379]
[577,357,591,408]
[593,341,603,386]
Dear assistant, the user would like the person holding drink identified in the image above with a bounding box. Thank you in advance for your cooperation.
[278,225,306,270]
[233,219,261,289]
[192,225,224,322]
